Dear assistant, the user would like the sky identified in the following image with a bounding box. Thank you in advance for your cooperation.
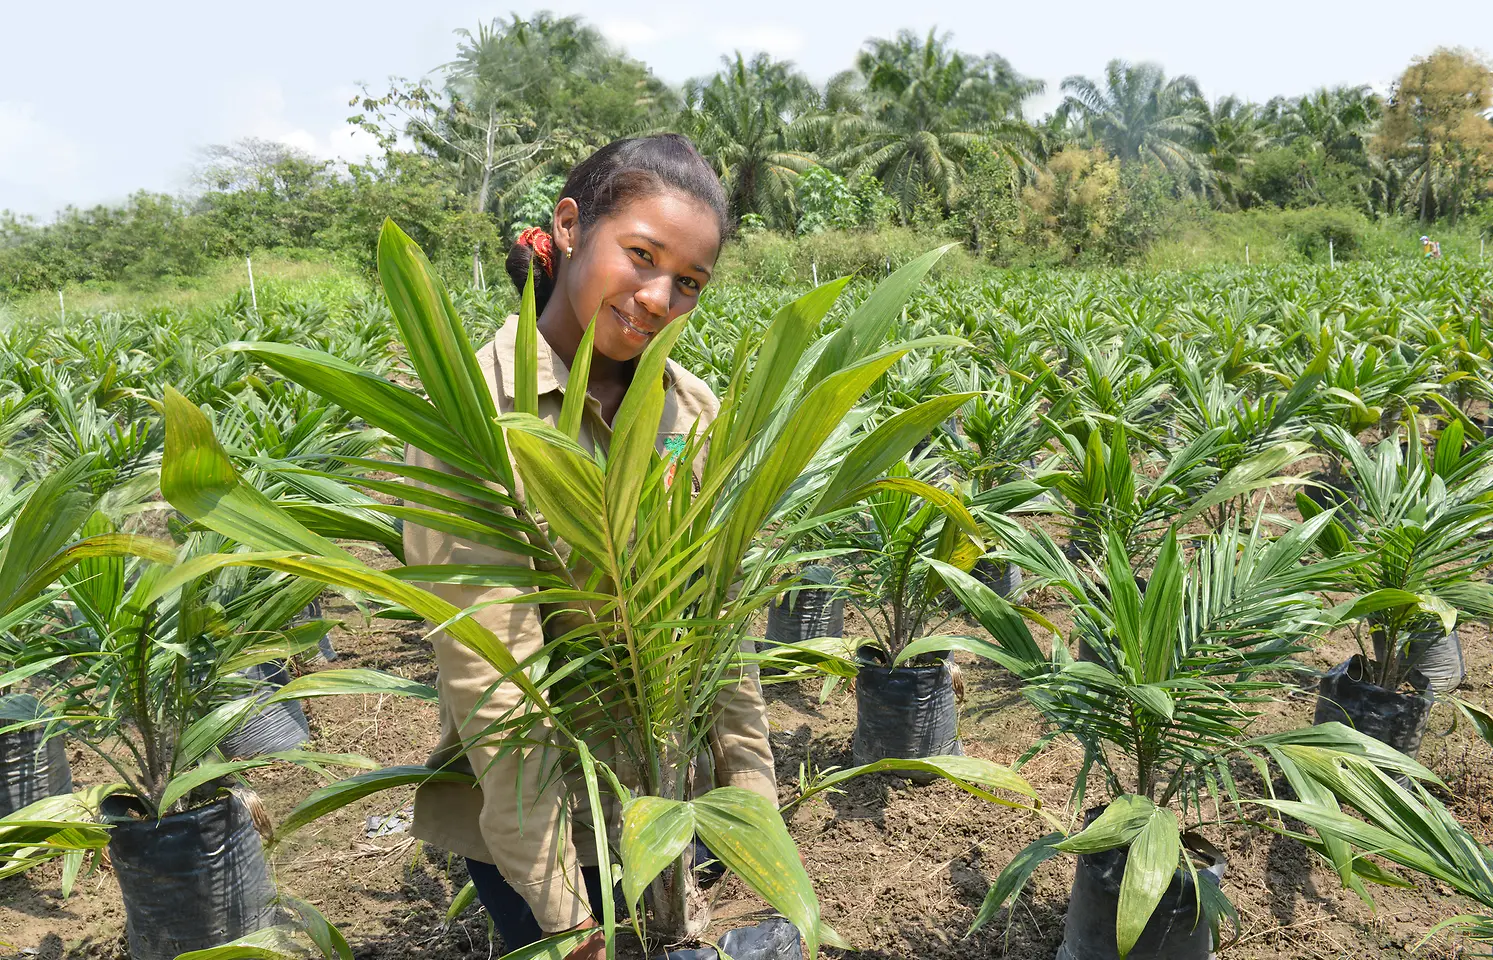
[3,0,1491,220]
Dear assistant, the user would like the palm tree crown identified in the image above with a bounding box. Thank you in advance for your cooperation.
[1059,60,1210,186]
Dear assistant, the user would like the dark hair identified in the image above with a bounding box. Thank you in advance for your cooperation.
[505,134,730,311]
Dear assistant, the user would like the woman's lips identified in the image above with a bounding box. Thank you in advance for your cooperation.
[611,305,655,340]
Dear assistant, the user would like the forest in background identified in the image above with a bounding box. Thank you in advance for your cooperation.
[2,12,1491,298]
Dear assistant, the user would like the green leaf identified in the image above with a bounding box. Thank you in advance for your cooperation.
[812,393,977,513]
[806,246,953,383]
[1455,698,1493,749]
[177,698,260,769]
[377,219,507,482]
[1057,795,1157,854]
[159,760,273,813]
[970,832,1065,933]
[281,896,354,960]
[785,754,1038,814]
[160,752,375,814]
[924,558,1047,666]
[603,320,687,552]
[729,278,850,449]
[507,429,609,562]
[171,927,305,959]
[446,881,479,923]
[0,456,94,609]
[263,669,438,707]
[137,551,544,708]
[514,265,540,416]
[693,787,823,957]
[161,387,352,560]
[496,929,598,960]
[1116,805,1180,959]
[276,766,474,839]
[232,342,486,480]
[619,795,696,914]
[557,318,597,440]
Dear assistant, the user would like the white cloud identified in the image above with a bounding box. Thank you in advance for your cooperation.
[711,24,806,59]
[0,102,82,189]
[599,18,674,49]
[219,81,381,167]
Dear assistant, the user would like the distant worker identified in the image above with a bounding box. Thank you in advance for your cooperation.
[1422,235,1442,259]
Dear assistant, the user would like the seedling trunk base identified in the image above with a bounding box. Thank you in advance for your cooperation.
[103,792,276,960]
[1371,626,1463,695]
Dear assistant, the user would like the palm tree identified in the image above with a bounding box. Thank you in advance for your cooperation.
[1275,86,1381,164]
[679,53,820,228]
[1203,96,1271,208]
[1059,60,1211,189]
[822,29,1044,217]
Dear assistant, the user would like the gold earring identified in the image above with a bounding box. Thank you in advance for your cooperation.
[566,246,573,257]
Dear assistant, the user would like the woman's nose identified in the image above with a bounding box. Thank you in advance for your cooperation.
[635,275,671,318]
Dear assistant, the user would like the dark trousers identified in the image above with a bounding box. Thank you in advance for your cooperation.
[465,858,608,951]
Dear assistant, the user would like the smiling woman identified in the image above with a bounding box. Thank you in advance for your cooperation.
[411,134,752,960]
[505,134,731,425]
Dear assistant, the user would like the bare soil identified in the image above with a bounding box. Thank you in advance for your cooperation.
[5,579,1492,960]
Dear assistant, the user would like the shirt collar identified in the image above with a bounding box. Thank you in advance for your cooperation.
[491,314,685,404]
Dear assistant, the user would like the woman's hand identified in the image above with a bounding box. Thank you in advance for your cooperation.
[560,917,606,960]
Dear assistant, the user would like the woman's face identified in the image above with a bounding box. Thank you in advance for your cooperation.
[554,189,721,363]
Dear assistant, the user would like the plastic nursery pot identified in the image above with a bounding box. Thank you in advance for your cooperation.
[659,918,802,960]
[1372,625,1463,695]
[852,647,962,782]
[765,567,845,645]
[102,791,277,960]
[972,558,1023,600]
[1313,654,1433,759]
[1057,826,1226,960]
[298,598,337,662]
[1302,473,1361,538]
[0,696,73,817]
[217,662,311,759]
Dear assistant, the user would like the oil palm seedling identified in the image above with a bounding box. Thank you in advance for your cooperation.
[779,462,1041,769]
[1046,421,1304,567]
[956,519,1431,960]
[1169,347,1326,529]
[1299,421,1493,756]
[153,223,1040,958]
[0,459,175,818]
[6,518,430,960]
[1257,753,1493,955]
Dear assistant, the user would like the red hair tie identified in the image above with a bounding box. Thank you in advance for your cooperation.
[517,227,556,278]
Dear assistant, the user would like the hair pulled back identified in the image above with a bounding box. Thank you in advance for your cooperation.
[505,134,729,312]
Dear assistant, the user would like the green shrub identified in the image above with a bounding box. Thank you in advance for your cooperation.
[1282,206,1369,261]
[795,166,859,235]
[717,226,977,286]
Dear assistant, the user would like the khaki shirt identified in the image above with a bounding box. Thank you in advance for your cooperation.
[404,317,776,933]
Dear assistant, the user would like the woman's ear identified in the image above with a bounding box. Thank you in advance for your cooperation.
[552,198,581,263]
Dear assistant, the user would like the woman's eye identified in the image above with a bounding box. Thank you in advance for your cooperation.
[679,277,700,292]
[631,247,653,264]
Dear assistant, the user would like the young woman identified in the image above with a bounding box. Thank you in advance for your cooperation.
[403,135,776,960]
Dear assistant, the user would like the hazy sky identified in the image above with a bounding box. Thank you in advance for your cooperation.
[4,0,1490,219]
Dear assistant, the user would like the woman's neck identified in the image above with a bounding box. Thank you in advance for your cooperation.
[537,302,633,425]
